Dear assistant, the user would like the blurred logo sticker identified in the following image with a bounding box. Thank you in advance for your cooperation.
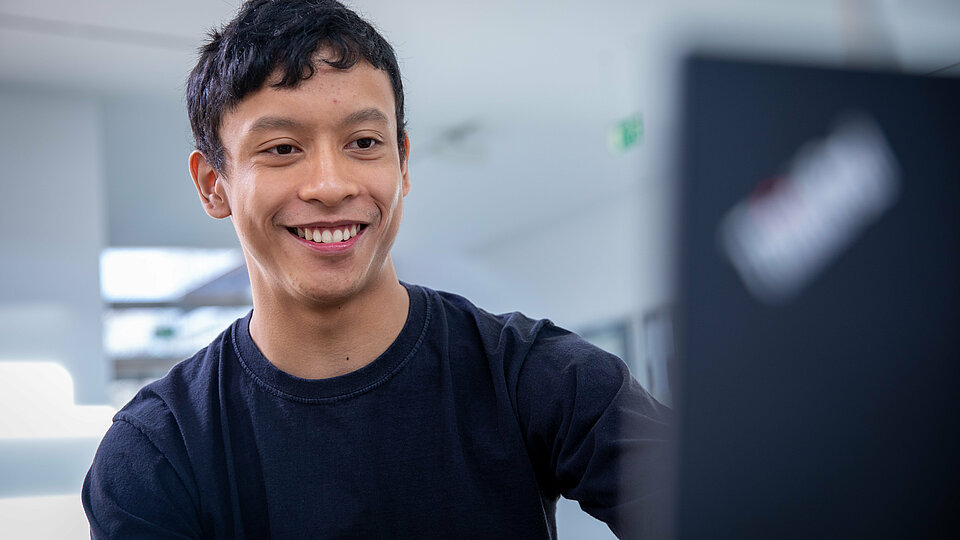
[718,113,900,304]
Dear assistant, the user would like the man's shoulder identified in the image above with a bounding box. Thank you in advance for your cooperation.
[415,283,610,372]
[418,284,556,339]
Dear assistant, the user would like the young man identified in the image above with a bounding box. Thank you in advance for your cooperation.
[82,1,672,538]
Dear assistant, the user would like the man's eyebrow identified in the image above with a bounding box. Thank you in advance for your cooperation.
[245,116,307,135]
[243,109,389,137]
[340,107,390,128]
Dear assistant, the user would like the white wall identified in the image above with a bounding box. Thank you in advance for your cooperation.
[0,87,107,404]
[103,97,238,248]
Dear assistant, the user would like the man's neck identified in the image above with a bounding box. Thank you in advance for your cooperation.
[247,267,410,380]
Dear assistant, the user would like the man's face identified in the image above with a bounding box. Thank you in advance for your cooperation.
[199,58,409,308]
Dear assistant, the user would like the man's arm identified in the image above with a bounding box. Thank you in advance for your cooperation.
[82,419,203,539]
[514,328,674,539]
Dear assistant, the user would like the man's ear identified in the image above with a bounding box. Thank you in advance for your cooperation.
[189,150,231,219]
[400,131,411,197]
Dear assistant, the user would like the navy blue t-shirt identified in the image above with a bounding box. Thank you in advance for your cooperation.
[83,284,672,539]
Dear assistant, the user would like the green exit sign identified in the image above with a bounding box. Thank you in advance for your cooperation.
[608,113,644,154]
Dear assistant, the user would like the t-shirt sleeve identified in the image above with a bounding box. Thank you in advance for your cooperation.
[82,418,202,539]
[515,327,674,539]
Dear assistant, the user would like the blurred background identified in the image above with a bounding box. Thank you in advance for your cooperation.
[1,0,958,537]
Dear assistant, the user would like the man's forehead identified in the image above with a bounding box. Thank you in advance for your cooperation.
[222,62,395,132]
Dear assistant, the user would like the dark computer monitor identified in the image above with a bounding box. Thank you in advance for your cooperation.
[672,55,960,539]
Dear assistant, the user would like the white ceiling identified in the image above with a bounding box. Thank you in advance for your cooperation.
[4,0,957,122]
[0,0,662,126]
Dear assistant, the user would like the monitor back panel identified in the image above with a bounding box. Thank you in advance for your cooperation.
[674,57,960,540]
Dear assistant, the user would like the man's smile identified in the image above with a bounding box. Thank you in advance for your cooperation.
[287,223,367,249]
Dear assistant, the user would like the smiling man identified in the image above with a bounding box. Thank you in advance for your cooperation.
[82,1,672,538]
[194,54,411,381]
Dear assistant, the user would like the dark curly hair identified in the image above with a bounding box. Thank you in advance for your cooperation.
[186,0,406,174]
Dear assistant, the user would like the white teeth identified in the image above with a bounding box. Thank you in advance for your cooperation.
[299,226,360,243]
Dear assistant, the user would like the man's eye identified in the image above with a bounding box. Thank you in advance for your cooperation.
[352,138,378,150]
[272,144,295,155]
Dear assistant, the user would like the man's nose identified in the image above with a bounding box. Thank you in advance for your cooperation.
[297,152,360,206]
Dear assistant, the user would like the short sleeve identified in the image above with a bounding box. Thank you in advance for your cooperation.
[515,328,674,539]
[82,419,202,539]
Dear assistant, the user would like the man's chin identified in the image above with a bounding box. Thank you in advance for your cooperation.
[293,282,364,309]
